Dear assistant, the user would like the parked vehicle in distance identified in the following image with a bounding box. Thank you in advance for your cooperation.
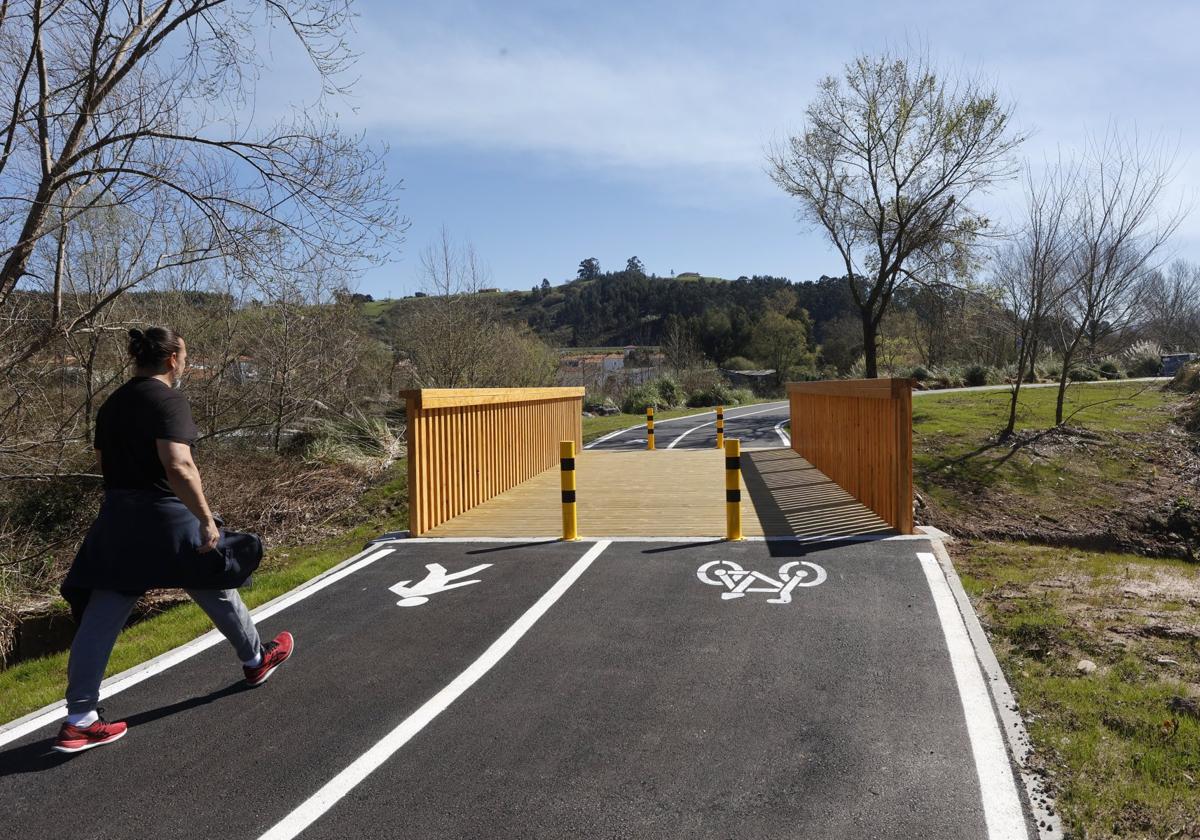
[1162,353,1199,376]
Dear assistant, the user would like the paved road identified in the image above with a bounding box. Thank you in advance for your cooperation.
[587,402,791,451]
[588,377,1171,452]
[1,537,1033,840]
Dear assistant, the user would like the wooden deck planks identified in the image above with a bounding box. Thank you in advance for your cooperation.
[423,448,896,539]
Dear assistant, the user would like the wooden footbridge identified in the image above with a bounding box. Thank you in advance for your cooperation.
[401,380,914,541]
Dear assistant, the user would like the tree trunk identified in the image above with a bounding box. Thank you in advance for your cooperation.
[861,311,878,378]
[1002,334,1031,440]
[1055,344,1076,426]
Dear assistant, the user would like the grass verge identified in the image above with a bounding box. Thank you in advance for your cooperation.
[956,541,1200,838]
[913,382,1184,525]
[0,461,408,727]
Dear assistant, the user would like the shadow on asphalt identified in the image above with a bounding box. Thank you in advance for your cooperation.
[637,537,895,559]
[0,680,250,778]
[640,539,725,554]
[465,541,558,555]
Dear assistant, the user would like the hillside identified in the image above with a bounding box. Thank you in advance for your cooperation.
[364,272,859,362]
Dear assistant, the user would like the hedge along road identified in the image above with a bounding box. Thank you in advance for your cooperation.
[0,537,1034,840]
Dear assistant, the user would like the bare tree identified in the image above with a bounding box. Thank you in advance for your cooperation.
[387,231,557,389]
[660,316,702,372]
[0,0,401,373]
[1052,130,1184,424]
[994,161,1079,438]
[768,48,1025,377]
[390,229,496,388]
[1138,260,1200,352]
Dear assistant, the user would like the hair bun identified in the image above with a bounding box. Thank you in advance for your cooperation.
[128,328,144,340]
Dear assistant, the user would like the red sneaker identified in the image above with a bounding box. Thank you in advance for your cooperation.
[53,711,127,754]
[243,631,294,687]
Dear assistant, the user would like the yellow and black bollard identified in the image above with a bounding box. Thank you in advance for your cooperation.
[560,440,578,541]
[715,405,725,449]
[725,438,743,541]
[646,406,655,450]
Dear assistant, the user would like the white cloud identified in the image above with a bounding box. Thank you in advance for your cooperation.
[250,1,1200,253]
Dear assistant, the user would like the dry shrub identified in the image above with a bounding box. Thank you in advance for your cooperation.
[199,448,374,549]
[1169,361,1200,394]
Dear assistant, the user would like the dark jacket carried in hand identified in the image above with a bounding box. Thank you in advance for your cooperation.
[60,376,262,620]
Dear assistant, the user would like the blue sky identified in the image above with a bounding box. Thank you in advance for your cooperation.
[260,0,1200,298]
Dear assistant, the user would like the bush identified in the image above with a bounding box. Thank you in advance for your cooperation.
[582,392,609,413]
[722,356,759,371]
[1169,361,1200,394]
[686,381,735,407]
[1098,361,1123,380]
[1124,340,1163,378]
[909,365,932,381]
[928,366,965,389]
[286,408,403,471]
[1067,367,1101,382]
[1127,354,1162,378]
[655,376,683,407]
[727,388,755,406]
[964,365,991,387]
[620,383,663,414]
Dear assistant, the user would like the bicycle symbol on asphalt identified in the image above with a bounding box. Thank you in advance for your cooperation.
[695,559,827,604]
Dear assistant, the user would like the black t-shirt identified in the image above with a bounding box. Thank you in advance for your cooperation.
[94,377,199,495]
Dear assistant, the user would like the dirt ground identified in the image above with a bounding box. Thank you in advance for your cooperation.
[919,406,1200,560]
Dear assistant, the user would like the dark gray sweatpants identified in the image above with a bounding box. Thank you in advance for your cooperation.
[65,589,262,716]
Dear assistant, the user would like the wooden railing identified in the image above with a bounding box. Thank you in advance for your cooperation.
[402,388,584,536]
[786,379,914,534]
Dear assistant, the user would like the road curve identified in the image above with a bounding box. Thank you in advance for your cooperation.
[587,377,1170,452]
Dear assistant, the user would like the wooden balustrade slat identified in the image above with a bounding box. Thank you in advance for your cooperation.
[786,379,914,534]
[403,388,583,535]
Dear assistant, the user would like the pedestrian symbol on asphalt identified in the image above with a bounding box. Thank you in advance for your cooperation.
[389,563,492,607]
[696,559,826,604]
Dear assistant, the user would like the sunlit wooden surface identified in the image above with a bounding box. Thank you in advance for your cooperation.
[423,447,896,538]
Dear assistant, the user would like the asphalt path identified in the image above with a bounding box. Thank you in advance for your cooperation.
[587,402,792,451]
[0,537,1033,840]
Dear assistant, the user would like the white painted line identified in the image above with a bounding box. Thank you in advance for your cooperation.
[257,539,612,840]
[583,427,633,449]
[389,534,931,544]
[917,551,1029,840]
[664,419,716,449]
[0,547,397,747]
[927,540,1061,838]
[665,404,786,449]
[773,420,790,446]
[584,401,788,449]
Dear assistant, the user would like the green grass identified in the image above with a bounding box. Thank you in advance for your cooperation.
[914,381,1173,438]
[360,298,396,318]
[0,463,409,726]
[958,542,1200,837]
[913,382,1179,516]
